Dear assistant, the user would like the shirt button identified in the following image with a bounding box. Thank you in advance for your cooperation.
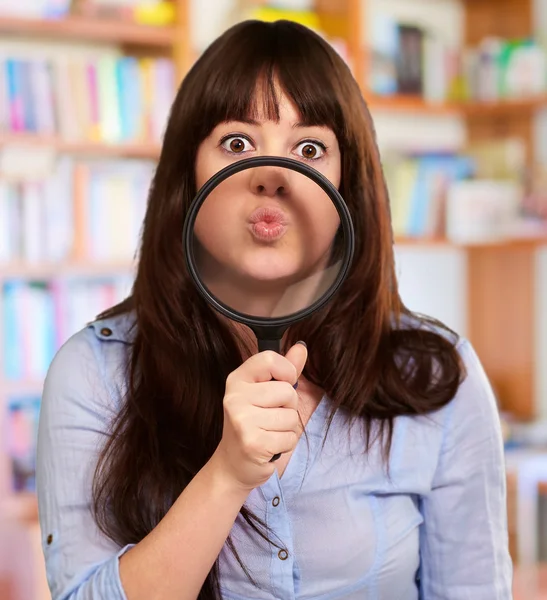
[272,496,280,507]
[100,327,112,337]
[278,549,289,561]
[46,534,53,545]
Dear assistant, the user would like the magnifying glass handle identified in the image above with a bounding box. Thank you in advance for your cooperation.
[257,338,297,464]
[270,382,299,464]
[270,376,299,463]
[257,338,282,353]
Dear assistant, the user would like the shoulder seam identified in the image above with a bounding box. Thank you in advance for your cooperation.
[428,337,469,486]
[88,319,130,344]
[454,336,469,351]
[85,327,119,409]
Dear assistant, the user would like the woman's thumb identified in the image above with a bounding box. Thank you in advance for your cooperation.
[284,341,308,380]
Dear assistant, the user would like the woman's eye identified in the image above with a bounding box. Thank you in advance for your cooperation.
[295,141,325,160]
[221,136,253,154]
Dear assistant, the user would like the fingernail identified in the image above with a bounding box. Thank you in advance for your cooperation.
[296,340,307,348]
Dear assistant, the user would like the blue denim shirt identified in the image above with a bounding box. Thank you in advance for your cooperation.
[36,312,513,599]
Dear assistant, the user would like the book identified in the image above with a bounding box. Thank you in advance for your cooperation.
[2,276,133,381]
[383,152,475,239]
[368,13,547,103]
[74,0,176,24]
[0,156,154,264]
[6,395,41,493]
[396,24,424,95]
[0,50,175,145]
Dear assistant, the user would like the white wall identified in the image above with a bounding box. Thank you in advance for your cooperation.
[189,0,236,53]
[371,113,466,154]
[394,246,468,335]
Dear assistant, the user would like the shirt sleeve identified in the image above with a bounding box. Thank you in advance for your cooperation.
[418,339,513,599]
[36,328,133,600]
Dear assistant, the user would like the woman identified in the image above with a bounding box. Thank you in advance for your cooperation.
[36,19,512,600]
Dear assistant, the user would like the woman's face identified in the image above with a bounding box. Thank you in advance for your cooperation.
[193,89,342,315]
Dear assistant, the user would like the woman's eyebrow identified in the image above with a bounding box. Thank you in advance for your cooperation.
[291,122,330,130]
[219,119,332,130]
[222,118,261,126]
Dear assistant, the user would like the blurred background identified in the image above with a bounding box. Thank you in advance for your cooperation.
[0,0,546,598]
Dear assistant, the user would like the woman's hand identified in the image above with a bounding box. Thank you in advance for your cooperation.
[211,342,308,492]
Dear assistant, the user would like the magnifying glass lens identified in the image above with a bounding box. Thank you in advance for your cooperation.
[192,165,344,321]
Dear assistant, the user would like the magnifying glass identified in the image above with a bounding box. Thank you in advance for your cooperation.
[183,156,354,458]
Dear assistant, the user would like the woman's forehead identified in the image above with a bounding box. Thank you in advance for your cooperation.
[247,91,301,124]
[233,92,334,132]
[205,71,341,136]
[244,78,297,120]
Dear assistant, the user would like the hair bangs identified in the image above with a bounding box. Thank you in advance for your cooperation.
[194,20,346,143]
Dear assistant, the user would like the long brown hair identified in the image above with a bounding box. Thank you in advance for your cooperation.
[93,19,464,599]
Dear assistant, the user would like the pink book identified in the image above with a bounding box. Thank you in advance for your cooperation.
[49,279,68,349]
[7,59,25,133]
[8,408,32,460]
[87,62,101,142]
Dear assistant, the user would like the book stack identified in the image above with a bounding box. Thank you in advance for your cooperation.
[0,45,175,145]
[0,156,155,264]
[5,396,41,493]
[383,152,475,239]
[0,0,176,25]
[369,12,547,103]
[384,137,547,243]
[0,0,72,18]
[73,0,176,25]
[369,13,460,102]
[3,276,133,382]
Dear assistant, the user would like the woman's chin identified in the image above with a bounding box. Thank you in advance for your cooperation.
[237,256,304,285]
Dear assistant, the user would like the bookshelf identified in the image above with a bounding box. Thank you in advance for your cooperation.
[0,1,544,595]
[0,260,135,279]
[459,0,543,422]
[0,14,177,46]
[0,133,161,159]
[368,93,547,116]
[394,235,547,249]
[362,0,547,422]
[0,0,543,490]
[0,6,185,597]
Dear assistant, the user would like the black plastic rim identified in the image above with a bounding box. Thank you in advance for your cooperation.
[183,156,355,330]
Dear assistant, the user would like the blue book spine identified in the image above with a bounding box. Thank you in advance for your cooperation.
[119,56,141,141]
[115,58,129,141]
[6,58,23,132]
[3,281,24,380]
[20,60,37,133]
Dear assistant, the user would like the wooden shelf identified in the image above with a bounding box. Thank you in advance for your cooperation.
[0,260,135,280]
[0,133,161,159]
[0,380,44,396]
[394,235,547,248]
[0,14,176,47]
[0,492,38,522]
[366,93,547,115]
[367,94,460,115]
[459,95,547,116]
[395,237,450,246]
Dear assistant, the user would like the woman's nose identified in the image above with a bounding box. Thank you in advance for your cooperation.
[250,167,290,197]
